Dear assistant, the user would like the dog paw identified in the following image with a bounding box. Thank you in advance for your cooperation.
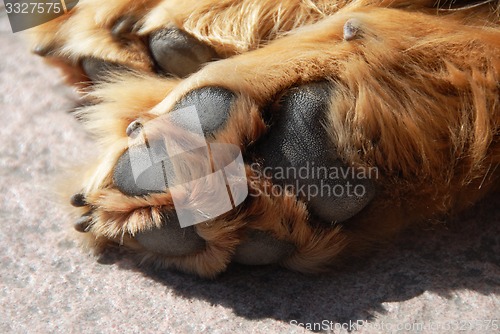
[69,73,378,277]
[39,2,500,278]
[62,9,415,278]
[29,1,220,83]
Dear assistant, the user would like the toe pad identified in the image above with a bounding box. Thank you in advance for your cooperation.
[257,82,375,224]
[150,28,217,77]
[113,87,235,197]
[135,212,206,257]
[172,87,235,136]
[233,230,295,265]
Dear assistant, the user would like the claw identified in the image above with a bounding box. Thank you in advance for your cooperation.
[81,58,126,81]
[70,193,87,207]
[74,214,92,233]
[33,44,55,57]
[126,120,143,138]
[343,18,362,41]
[111,16,139,38]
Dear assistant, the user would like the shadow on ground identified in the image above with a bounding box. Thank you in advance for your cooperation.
[100,191,500,330]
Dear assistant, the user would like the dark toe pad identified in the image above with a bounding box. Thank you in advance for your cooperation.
[233,230,295,265]
[113,87,235,196]
[135,212,206,256]
[172,87,235,136]
[150,28,217,78]
[256,82,375,224]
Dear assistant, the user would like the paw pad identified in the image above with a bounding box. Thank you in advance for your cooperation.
[172,87,235,136]
[150,28,218,77]
[256,82,375,223]
[135,212,206,256]
[114,87,235,197]
[233,230,295,265]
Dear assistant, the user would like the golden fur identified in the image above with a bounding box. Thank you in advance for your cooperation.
[27,0,500,277]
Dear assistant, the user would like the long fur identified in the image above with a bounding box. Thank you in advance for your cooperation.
[28,0,500,277]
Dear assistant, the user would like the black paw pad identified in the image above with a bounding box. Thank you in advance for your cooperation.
[256,82,375,224]
[150,28,217,77]
[82,58,126,82]
[113,87,235,196]
[135,212,206,256]
[113,149,168,197]
[172,87,235,136]
[233,230,295,265]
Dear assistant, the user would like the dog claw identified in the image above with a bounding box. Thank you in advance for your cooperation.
[70,193,87,207]
[81,58,126,81]
[33,44,55,57]
[111,16,138,38]
[343,18,362,41]
[126,120,143,138]
[74,214,92,233]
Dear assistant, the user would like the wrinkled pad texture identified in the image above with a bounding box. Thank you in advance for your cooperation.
[113,87,234,196]
[256,82,375,223]
[1,9,499,333]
